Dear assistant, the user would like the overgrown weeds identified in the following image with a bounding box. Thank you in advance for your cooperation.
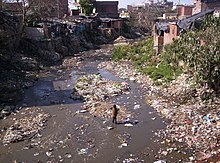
[113,38,182,85]
[113,16,220,93]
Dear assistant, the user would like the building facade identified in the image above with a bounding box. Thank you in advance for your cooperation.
[178,5,194,17]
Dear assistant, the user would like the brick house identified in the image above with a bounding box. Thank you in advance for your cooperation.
[153,21,178,53]
[153,9,214,53]
[95,1,119,18]
[177,5,194,17]
[193,0,220,14]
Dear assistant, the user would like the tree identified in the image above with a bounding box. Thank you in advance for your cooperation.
[79,0,94,16]
[2,0,64,25]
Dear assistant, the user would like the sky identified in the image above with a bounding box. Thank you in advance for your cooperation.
[101,0,193,8]
[69,0,193,10]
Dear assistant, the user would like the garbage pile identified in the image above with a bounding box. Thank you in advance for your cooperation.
[72,74,134,121]
[2,108,49,145]
[98,61,154,86]
[98,61,220,160]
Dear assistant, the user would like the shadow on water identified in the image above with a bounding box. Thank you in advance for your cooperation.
[19,70,83,107]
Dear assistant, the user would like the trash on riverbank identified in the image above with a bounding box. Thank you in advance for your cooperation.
[124,123,133,127]
[133,104,141,110]
[2,108,49,145]
[154,160,166,163]
[107,126,114,130]
[78,148,88,155]
[76,109,88,113]
[118,143,128,148]
[98,60,220,161]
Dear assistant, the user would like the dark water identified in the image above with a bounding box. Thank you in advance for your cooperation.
[0,47,172,163]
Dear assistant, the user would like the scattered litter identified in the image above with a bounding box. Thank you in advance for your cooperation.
[72,74,133,121]
[65,153,72,158]
[78,148,88,155]
[107,126,114,130]
[2,110,49,145]
[154,160,166,163]
[124,123,133,127]
[133,105,141,110]
[46,151,53,157]
[161,151,168,156]
[34,153,39,156]
[76,110,88,113]
[118,143,128,148]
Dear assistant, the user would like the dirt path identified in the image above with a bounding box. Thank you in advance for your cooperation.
[0,46,179,163]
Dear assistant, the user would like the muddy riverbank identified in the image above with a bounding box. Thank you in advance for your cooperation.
[0,44,217,163]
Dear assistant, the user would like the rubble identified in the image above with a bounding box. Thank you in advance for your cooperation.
[98,60,220,160]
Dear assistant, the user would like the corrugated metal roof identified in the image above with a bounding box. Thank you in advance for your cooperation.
[177,9,214,30]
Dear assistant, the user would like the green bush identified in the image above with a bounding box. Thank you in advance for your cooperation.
[162,16,220,91]
[113,38,181,84]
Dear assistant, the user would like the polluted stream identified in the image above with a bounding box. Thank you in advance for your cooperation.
[0,46,189,162]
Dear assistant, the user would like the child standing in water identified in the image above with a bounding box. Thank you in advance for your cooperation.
[112,104,118,124]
